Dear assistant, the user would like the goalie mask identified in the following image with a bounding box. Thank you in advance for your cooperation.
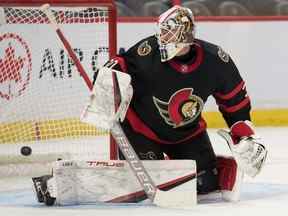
[156,5,195,62]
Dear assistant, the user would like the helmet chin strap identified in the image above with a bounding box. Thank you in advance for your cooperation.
[160,42,191,62]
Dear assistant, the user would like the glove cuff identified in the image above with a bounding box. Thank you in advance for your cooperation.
[230,120,255,144]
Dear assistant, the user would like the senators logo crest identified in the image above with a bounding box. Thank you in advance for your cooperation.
[153,88,204,128]
[137,40,152,56]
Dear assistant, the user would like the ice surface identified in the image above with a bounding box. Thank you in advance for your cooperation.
[0,127,287,216]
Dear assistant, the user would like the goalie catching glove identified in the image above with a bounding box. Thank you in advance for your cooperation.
[217,121,267,177]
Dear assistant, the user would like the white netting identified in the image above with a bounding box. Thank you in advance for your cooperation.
[0,3,115,175]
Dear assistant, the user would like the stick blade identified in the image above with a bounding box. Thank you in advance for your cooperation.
[153,188,196,209]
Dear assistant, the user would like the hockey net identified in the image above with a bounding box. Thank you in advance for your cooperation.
[0,0,117,176]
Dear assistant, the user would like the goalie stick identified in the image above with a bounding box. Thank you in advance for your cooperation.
[40,4,195,208]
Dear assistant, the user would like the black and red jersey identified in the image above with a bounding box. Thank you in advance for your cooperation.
[106,35,251,144]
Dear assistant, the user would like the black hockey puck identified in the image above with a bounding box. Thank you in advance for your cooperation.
[20,146,32,156]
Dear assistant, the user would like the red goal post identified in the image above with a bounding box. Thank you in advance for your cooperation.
[0,0,118,175]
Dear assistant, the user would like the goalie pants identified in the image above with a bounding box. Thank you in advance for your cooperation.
[120,124,219,194]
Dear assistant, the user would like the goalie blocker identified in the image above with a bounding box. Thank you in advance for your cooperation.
[80,64,133,130]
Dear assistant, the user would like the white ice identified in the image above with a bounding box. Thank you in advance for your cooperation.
[0,127,287,216]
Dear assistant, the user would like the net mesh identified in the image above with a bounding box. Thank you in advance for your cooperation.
[0,4,114,174]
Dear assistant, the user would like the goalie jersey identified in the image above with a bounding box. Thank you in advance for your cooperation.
[105,35,251,144]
